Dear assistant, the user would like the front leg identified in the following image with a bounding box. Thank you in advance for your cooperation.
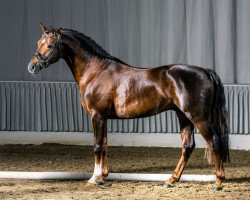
[87,112,108,186]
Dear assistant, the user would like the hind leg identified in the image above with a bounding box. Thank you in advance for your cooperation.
[196,122,225,191]
[164,112,195,188]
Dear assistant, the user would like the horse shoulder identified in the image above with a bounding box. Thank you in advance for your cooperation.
[79,63,119,115]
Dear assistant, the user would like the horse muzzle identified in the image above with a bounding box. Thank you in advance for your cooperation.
[28,61,41,74]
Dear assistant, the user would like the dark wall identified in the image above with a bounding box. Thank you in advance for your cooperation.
[1,82,249,134]
[0,0,250,83]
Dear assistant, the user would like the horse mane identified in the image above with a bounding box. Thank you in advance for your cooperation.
[56,28,127,65]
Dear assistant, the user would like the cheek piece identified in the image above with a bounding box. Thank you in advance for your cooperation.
[33,34,61,68]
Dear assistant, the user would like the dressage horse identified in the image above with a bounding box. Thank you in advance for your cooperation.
[28,24,229,191]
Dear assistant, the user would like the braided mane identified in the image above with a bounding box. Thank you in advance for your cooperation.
[58,28,126,64]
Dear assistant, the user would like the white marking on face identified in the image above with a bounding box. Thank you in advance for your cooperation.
[42,38,46,44]
[88,162,102,183]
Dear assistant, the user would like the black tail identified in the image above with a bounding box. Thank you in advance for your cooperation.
[206,69,230,163]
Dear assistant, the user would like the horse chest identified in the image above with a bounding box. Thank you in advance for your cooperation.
[79,85,113,116]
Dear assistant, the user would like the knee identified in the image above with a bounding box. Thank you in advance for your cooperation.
[190,142,196,151]
[94,145,102,154]
[94,145,107,154]
[183,142,195,157]
[183,140,195,150]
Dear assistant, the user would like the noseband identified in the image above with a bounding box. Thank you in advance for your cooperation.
[33,34,61,68]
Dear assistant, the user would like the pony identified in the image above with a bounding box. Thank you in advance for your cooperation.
[28,23,229,191]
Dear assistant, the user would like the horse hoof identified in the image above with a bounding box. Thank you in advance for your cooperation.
[85,181,98,187]
[163,183,174,189]
[212,186,223,191]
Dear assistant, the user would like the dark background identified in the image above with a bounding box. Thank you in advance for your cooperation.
[0,0,249,134]
[0,0,250,84]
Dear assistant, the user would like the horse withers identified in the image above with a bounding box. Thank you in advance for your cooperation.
[28,23,230,191]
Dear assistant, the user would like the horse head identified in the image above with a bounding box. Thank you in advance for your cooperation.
[28,23,62,74]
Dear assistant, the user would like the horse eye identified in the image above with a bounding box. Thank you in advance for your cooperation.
[47,45,53,49]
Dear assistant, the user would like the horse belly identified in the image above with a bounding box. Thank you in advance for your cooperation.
[113,71,172,118]
[114,94,169,119]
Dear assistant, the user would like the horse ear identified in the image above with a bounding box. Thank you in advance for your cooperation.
[39,22,48,33]
[49,26,57,34]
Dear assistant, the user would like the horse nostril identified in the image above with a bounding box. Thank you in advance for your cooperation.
[28,61,38,74]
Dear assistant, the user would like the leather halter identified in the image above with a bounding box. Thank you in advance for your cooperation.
[33,33,61,68]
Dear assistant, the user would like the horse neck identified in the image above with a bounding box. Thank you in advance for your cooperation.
[61,39,103,85]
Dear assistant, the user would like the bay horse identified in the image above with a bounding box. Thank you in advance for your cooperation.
[28,23,229,191]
